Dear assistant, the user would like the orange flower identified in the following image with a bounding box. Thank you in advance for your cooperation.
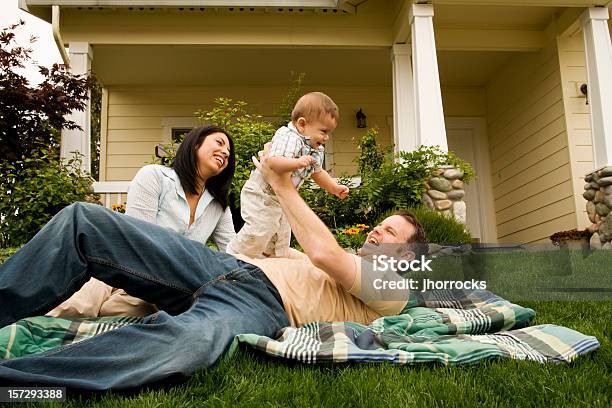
[340,225,369,236]
[112,203,126,213]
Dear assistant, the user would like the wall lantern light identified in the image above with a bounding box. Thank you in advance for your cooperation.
[356,108,367,128]
[580,83,589,105]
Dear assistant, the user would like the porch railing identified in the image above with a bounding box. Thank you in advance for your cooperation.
[93,181,130,209]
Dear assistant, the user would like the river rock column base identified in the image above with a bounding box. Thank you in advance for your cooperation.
[423,166,467,224]
[584,166,612,249]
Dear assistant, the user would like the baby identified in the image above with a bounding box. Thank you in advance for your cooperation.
[227,91,349,258]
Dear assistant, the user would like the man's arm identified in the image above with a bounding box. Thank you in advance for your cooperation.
[253,155,356,289]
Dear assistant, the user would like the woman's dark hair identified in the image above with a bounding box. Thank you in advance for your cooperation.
[173,125,235,209]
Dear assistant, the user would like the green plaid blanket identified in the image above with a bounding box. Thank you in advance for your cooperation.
[0,290,600,365]
[230,289,600,364]
[0,316,143,359]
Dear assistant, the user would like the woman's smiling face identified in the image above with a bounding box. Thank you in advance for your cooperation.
[196,132,231,178]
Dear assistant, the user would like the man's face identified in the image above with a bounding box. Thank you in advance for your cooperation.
[295,114,337,149]
[358,215,416,258]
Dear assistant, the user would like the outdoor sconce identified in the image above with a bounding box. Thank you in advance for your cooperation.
[356,108,367,128]
[580,83,589,105]
[155,144,171,165]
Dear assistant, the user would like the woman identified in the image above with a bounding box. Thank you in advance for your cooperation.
[47,125,236,317]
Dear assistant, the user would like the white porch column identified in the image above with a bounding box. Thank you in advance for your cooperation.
[61,42,92,173]
[390,44,417,153]
[580,7,612,169]
[410,3,448,151]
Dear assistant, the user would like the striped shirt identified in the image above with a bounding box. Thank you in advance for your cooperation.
[267,122,325,188]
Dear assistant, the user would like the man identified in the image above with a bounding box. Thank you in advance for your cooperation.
[0,152,426,389]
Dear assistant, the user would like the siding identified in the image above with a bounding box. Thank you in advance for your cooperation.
[486,40,575,244]
[101,85,394,180]
[557,34,594,230]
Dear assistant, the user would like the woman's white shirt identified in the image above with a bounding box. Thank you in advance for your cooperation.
[126,164,236,251]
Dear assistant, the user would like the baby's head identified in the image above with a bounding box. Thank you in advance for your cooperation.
[291,92,339,149]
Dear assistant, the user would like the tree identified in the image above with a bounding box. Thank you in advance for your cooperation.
[0,20,96,170]
[0,21,99,248]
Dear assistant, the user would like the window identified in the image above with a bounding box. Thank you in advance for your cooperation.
[171,127,193,143]
[161,117,198,144]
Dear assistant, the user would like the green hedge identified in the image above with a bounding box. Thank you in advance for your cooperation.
[0,149,98,248]
[402,206,472,245]
[0,247,19,263]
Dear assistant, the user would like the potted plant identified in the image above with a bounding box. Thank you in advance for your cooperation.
[550,229,592,250]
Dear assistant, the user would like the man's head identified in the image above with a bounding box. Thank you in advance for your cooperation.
[359,210,428,260]
[291,92,339,149]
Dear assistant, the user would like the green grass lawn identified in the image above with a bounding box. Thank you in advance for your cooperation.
[1,247,610,407]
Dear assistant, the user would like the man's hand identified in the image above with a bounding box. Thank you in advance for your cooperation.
[333,184,350,199]
[253,151,292,191]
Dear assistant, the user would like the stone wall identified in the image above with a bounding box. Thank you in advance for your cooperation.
[583,166,612,249]
[423,166,467,224]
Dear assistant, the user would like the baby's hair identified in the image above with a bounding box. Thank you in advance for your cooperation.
[291,92,339,123]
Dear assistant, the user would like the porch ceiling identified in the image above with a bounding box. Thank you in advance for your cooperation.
[438,51,514,87]
[92,45,394,86]
[92,45,515,87]
[433,4,564,30]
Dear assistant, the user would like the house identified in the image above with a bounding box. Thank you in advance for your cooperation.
[19,0,612,244]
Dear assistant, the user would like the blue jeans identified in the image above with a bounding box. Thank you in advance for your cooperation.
[0,203,289,389]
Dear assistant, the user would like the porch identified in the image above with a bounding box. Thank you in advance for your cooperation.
[22,0,612,244]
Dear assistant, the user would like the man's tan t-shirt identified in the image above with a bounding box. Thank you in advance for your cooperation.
[235,249,408,327]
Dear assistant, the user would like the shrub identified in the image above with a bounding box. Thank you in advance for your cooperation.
[401,206,472,245]
[358,149,431,223]
[195,98,276,208]
[356,130,475,224]
[299,177,365,228]
[0,247,19,263]
[0,149,98,248]
[354,127,388,178]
